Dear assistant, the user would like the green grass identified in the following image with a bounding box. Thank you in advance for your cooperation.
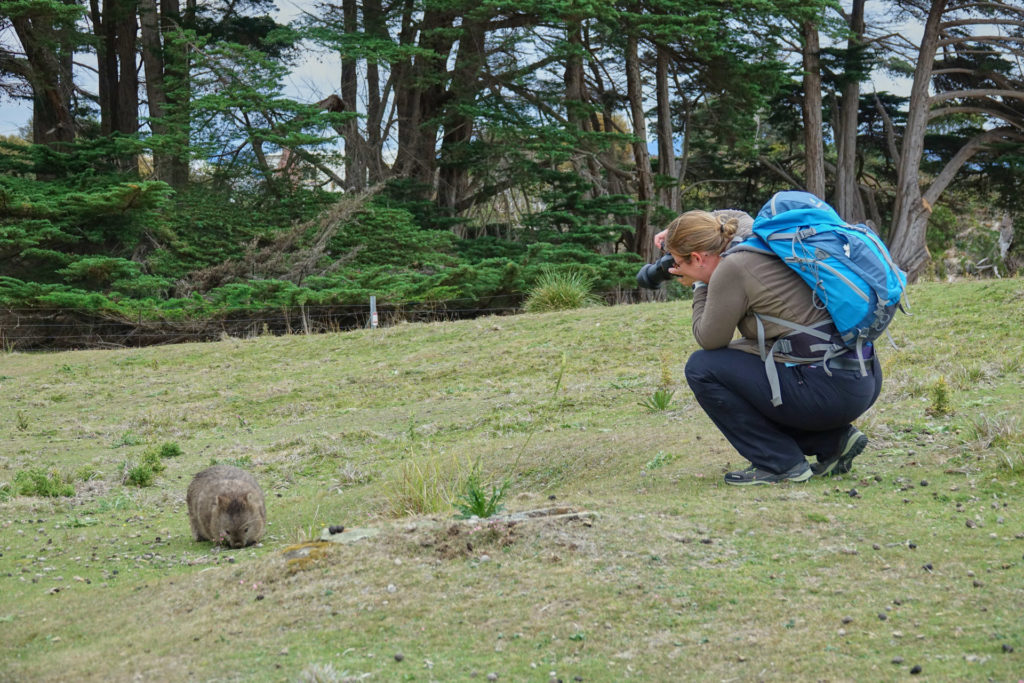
[1,278,1023,681]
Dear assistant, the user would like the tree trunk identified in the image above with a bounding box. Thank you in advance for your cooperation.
[564,21,604,193]
[391,4,457,192]
[437,17,486,215]
[138,0,190,188]
[626,33,654,265]
[655,44,680,214]
[801,20,825,199]
[92,0,139,170]
[11,7,76,146]
[340,0,365,191]
[833,0,866,222]
[889,0,948,281]
[363,0,386,183]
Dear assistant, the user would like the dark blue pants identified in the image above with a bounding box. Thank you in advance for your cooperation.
[684,348,883,474]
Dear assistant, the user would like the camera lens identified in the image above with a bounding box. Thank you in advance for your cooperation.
[636,253,676,289]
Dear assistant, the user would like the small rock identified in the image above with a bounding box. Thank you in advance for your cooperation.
[878,613,888,621]
[872,543,880,550]
[279,647,289,656]
[394,653,404,662]
[919,480,928,487]
[973,580,983,587]
[892,656,904,664]
[837,628,846,636]
[487,673,499,681]
[842,616,853,624]
[387,584,397,593]
[1002,644,1014,653]
[910,664,922,674]
[966,519,977,528]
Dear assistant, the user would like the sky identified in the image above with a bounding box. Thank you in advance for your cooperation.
[0,2,917,139]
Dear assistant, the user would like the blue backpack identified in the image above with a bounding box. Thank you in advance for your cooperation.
[729,191,908,406]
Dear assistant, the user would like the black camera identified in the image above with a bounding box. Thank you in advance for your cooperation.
[636,252,677,289]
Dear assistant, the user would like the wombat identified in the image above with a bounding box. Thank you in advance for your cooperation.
[186,465,266,548]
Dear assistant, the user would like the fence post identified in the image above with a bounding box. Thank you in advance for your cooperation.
[369,296,378,329]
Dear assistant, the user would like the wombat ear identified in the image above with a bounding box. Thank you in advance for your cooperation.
[217,494,228,508]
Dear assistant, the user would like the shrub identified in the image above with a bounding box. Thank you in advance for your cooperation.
[123,462,156,487]
[13,468,75,497]
[156,442,182,458]
[523,267,603,313]
[122,449,165,487]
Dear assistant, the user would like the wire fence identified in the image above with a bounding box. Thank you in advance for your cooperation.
[1,288,655,351]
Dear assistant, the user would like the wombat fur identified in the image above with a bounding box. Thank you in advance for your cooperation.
[187,465,266,548]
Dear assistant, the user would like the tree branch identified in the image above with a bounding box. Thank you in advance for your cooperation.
[874,93,901,167]
[927,106,1024,127]
[929,88,1024,104]
[923,127,1024,206]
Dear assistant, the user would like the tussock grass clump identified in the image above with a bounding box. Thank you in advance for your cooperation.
[382,452,465,516]
[523,267,603,312]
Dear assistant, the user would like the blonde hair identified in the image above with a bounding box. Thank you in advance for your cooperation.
[664,210,738,261]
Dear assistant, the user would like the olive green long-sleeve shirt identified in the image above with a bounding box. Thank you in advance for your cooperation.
[691,249,833,363]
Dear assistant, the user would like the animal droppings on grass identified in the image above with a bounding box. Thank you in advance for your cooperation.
[910,664,922,674]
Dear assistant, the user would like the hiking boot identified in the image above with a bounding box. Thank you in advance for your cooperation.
[812,427,868,477]
[724,460,812,486]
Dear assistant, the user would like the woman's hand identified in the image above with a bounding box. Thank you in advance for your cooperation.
[654,228,669,250]
[671,271,696,286]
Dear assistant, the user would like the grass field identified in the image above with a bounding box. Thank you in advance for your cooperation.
[2,278,1023,682]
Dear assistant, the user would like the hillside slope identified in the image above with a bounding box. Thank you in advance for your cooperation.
[2,279,1023,681]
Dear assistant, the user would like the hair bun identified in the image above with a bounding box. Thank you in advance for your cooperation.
[718,215,738,242]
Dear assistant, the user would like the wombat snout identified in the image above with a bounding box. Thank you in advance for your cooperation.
[187,465,266,548]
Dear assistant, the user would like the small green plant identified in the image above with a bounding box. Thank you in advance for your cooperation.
[122,450,164,488]
[523,268,603,313]
[113,431,142,448]
[640,388,675,412]
[156,442,182,458]
[15,410,29,432]
[12,468,75,497]
[123,461,156,487]
[454,465,510,519]
[644,451,677,470]
[926,376,952,416]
